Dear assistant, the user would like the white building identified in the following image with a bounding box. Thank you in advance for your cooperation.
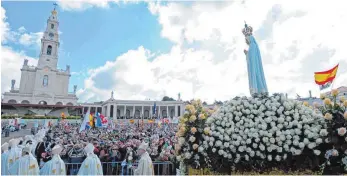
[2,8,77,106]
[297,86,347,105]
[81,92,185,121]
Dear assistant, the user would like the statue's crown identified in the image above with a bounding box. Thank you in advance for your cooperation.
[242,22,253,36]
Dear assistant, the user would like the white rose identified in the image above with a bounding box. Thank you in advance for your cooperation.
[267,155,272,161]
[314,150,321,155]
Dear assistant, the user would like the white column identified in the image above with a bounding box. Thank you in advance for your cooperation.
[95,107,98,114]
[158,106,161,118]
[150,106,153,118]
[88,106,91,112]
[166,106,169,118]
[107,105,110,117]
[142,105,144,119]
[133,105,135,118]
[175,105,178,117]
[113,104,117,120]
[124,105,127,116]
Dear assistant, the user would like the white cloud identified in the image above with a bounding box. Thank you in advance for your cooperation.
[18,32,43,47]
[1,7,38,94]
[1,46,38,93]
[1,7,18,44]
[18,26,26,33]
[78,0,347,103]
[58,0,111,11]
[57,0,142,11]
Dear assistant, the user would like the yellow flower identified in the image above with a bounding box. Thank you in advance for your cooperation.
[344,112,347,120]
[204,127,210,135]
[331,89,339,97]
[179,126,186,132]
[320,93,326,100]
[340,96,345,102]
[196,99,202,105]
[303,101,309,106]
[344,100,347,107]
[199,114,206,120]
[193,144,199,150]
[191,127,197,134]
[189,115,197,122]
[324,98,331,105]
[324,113,333,120]
[185,104,193,110]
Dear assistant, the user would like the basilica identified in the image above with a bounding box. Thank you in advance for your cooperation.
[1,8,185,120]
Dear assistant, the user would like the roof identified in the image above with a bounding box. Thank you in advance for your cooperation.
[1,103,83,108]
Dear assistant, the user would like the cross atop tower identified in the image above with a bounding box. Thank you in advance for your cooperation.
[53,2,58,10]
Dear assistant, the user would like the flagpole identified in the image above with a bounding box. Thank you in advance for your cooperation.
[330,63,339,91]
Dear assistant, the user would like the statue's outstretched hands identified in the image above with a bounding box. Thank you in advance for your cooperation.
[244,49,248,55]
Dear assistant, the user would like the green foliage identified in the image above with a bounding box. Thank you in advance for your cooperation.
[162,96,176,101]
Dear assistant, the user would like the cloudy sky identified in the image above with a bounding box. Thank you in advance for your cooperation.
[1,0,346,104]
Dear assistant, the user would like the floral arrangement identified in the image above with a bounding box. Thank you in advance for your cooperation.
[315,89,347,174]
[200,93,328,173]
[175,99,216,174]
[158,145,174,161]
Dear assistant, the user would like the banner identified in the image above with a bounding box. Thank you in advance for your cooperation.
[314,64,339,90]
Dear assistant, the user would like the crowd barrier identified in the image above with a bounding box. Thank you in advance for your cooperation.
[65,161,175,175]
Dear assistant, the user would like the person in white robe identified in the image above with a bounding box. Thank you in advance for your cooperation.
[133,142,154,175]
[1,143,10,176]
[77,143,103,176]
[7,139,22,171]
[8,145,39,175]
[40,145,66,175]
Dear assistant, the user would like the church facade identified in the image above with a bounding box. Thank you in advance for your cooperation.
[2,8,78,106]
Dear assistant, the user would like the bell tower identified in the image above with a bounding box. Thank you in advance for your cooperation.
[37,3,60,70]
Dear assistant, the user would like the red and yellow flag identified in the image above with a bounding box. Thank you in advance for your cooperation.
[314,64,338,88]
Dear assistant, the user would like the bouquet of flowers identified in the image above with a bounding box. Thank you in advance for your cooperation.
[316,89,347,174]
[202,93,327,173]
[175,99,216,173]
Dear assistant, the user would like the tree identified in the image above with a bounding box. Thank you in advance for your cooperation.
[162,96,176,101]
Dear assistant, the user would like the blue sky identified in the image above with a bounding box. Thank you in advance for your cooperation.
[2,1,172,93]
[1,1,346,103]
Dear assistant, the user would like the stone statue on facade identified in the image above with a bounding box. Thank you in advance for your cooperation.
[11,79,15,90]
[111,91,114,99]
[243,22,268,97]
[24,59,28,66]
[73,85,77,94]
[66,65,70,72]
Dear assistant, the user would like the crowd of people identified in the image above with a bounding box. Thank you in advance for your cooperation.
[1,121,178,175]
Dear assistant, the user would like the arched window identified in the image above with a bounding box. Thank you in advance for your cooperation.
[38,101,47,105]
[43,75,48,87]
[170,109,175,117]
[135,110,140,118]
[126,109,130,119]
[117,109,120,118]
[144,110,149,119]
[47,45,52,55]
[56,102,63,105]
[51,24,54,29]
[162,110,167,117]
[21,100,30,104]
[8,99,17,104]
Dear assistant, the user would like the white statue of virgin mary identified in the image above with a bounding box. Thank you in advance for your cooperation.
[243,22,269,96]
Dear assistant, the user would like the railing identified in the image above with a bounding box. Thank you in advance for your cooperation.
[65,161,175,175]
